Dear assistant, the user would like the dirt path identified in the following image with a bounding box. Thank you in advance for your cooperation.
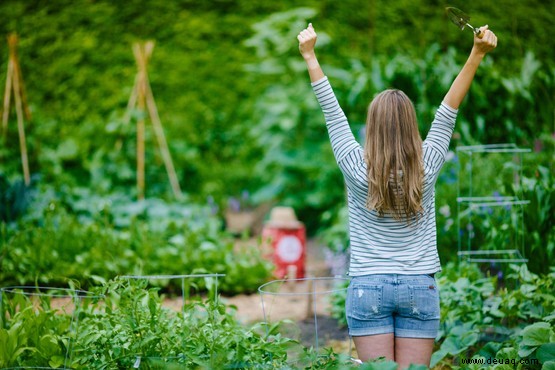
[222,238,335,323]
[223,238,351,349]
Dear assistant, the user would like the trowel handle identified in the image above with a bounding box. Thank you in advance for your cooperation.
[474,27,484,39]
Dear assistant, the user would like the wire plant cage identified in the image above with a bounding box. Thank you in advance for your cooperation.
[456,143,531,264]
[0,286,105,370]
[258,276,351,364]
[119,273,226,307]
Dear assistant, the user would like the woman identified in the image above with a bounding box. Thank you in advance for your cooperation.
[298,23,496,367]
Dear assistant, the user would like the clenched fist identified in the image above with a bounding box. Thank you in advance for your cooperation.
[297,23,317,60]
[473,25,497,55]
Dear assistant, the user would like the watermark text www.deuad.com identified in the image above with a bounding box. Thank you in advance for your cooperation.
[460,357,539,366]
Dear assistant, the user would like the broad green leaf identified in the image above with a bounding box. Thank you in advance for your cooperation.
[496,347,518,360]
[521,322,553,347]
[479,342,503,359]
[56,138,79,160]
[11,347,37,364]
[49,355,66,368]
[39,334,60,357]
[406,364,428,370]
[430,347,449,367]
[519,344,538,358]
[520,284,538,295]
[538,343,555,364]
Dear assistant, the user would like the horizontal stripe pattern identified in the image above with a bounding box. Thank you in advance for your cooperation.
[312,77,457,276]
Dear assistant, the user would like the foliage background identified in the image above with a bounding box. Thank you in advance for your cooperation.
[0,0,554,271]
[0,2,554,367]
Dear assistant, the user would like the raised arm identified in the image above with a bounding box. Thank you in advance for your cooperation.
[298,24,361,169]
[443,25,497,109]
[298,23,325,82]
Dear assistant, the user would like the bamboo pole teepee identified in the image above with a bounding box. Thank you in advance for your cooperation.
[125,41,183,200]
[2,33,31,185]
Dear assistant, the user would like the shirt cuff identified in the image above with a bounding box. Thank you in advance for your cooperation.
[310,76,328,87]
[440,101,459,115]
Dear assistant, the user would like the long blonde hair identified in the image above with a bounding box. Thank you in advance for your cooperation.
[364,89,423,222]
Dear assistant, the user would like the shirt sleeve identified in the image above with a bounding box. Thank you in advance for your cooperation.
[423,102,458,174]
[311,77,361,166]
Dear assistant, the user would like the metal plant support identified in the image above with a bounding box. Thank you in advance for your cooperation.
[0,286,104,370]
[456,144,530,263]
[258,276,351,363]
[120,273,225,307]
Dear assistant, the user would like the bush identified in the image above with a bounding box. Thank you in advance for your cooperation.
[0,188,273,295]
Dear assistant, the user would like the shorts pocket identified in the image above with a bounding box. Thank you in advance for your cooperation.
[347,284,383,320]
[408,284,440,320]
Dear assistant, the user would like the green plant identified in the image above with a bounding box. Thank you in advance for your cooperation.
[517,164,555,275]
[243,7,348,233]
[431,263,555,368]
[454,145,555,274]
[1,1,553,225]
[0,188,273,295]
[328,278,348,329]
[318,204,349,255]
[0,288,77,368]
[0,173,35,223]
[1,278,360,369]
[327,262,555,369]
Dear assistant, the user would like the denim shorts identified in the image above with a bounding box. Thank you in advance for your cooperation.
[345,274,440,338]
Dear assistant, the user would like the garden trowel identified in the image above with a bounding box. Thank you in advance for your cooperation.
[446,7,484,38]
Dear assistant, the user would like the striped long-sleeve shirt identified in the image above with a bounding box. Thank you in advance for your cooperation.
[312,76,458,276]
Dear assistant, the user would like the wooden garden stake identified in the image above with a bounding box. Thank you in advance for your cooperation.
[127,41,183,200]
[133,42,149,200]
[144,80,183,201]
[1,33,31,185]
[1,45,13,134]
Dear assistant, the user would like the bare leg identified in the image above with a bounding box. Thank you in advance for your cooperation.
[395,337,435,369]
[353,333,395,362]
